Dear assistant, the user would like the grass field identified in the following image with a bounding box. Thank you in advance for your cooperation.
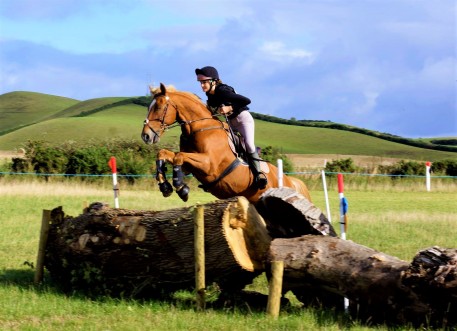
[0,177,455,330]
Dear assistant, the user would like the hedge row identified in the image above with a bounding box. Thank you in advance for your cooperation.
[325,158,457,177]
[10,139,171,183]
[6,140,292,181]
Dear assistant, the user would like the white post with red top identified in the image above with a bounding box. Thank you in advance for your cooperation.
[108,156,120,208]
[425,161,431,192]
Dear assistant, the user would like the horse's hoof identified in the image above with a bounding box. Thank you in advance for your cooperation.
[256,174,268,190]
[177,184,190,202]
[159,181,173,197]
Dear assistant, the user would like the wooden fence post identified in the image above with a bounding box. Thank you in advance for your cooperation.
[194,205,205,310]
[34,209,51,284]
[266,260,284,319]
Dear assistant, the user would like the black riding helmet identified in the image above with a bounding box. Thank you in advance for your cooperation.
[195,66,219,80]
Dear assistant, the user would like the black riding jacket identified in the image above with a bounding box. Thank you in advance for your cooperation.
[206,84,251,119]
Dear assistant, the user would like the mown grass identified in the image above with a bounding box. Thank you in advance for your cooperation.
[0,176,455,330]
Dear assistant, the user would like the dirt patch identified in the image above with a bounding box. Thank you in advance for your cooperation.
[0,150,25,160]
[286,154,402,170]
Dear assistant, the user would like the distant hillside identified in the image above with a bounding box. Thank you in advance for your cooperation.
[0,91,79,135]
[0,91,456,160]
[251,113,457,153]
[45,97,131,119]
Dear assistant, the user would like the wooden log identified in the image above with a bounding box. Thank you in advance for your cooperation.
[269,235,457,326]
[45,198,271,297]
[256,187,337,238]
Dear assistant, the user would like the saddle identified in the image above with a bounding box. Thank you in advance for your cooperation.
[225,128,269,174]
[227,128,247,162]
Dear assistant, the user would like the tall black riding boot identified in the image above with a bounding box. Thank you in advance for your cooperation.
[248,152,268,189]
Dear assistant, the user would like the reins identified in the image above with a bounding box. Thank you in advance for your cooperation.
[145,95,226,136]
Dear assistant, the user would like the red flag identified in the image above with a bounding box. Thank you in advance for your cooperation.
[108,156,117,174]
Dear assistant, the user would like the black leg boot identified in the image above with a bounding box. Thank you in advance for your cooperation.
[248,152,268,189]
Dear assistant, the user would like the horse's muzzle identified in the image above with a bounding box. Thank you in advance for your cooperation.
[141,132,160,144]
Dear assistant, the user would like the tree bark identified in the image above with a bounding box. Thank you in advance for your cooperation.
[269,235,457,326]
[256,187,337,238]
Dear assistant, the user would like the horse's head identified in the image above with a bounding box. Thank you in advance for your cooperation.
[141,83,177,144]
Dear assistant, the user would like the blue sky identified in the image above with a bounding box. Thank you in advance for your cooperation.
[0,0,455,138]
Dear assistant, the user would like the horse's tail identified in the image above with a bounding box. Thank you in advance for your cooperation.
[289,177,312,202]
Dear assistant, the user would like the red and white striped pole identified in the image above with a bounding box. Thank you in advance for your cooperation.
[337,173,349,312]
[108,156,120,208]
[337,173,348,240]
[425,161,431,192]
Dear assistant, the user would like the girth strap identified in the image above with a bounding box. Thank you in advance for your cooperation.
[198,158,241,191]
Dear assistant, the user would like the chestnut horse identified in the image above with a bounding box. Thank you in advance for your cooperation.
[141,83,311,203]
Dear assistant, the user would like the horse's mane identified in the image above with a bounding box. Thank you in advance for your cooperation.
[149,84,203,105]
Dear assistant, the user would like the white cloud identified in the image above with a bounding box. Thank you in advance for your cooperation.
[259,41,315,63]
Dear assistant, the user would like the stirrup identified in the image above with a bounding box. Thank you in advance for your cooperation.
[255,172,268,189]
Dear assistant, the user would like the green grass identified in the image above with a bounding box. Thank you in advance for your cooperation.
[48,96,131,119]
[0,177,455,330]
[0,92,79,134]
[0,104,150,149]
[255,121,457,159]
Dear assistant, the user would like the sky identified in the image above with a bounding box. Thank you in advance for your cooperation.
[0,0,456,138]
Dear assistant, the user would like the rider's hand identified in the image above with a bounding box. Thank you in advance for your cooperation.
[219,105,233,115]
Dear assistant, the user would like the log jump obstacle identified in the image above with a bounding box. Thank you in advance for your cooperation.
[39,188,456,327]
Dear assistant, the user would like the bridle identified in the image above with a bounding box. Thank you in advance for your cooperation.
[144,95,225,136]
[143,95,179,136]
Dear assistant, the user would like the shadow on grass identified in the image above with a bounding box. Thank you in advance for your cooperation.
[0,268,62,295]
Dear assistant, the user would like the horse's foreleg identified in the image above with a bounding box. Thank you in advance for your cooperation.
[172,164,190,202]
[156,159,173,197]
[156,149,193,202]
[155,149,175,197]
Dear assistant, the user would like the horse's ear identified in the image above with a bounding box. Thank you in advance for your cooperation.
[160,83,167,95]
[148,85,155,95]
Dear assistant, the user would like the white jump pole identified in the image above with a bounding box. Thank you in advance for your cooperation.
[108,156,120,208]
[425,161,431,192]
[337,173,349,312]
[321,160,332,223]
[277,159,283,188]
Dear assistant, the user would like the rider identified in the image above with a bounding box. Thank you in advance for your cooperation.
[195,65,268,189]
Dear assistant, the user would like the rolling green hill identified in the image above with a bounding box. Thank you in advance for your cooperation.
[0,91,79,135]
[45,96,131,119]
[0,91,456,161]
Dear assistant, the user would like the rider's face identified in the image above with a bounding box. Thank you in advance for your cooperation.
[199,79,214,93]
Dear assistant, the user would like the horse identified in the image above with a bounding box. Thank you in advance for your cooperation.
[141,83,311,204]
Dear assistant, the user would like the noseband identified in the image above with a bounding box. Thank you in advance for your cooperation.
[144,96,178,136]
